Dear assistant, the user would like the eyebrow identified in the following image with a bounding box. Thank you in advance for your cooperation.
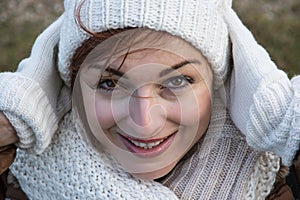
[105,68,124,77]
[159,59,201,77]
[104,68,128,79]
[104,59,201,78]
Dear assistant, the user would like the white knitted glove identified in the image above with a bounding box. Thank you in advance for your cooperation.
[223,8,300,166]
[0,15,71,154]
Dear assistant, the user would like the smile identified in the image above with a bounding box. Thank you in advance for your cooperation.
[119,131,177,157]
[128,138,166,149]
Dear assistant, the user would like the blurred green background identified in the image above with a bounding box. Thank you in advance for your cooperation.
[0,0,299,76]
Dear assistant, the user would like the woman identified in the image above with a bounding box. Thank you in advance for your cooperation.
[0,0,299,199]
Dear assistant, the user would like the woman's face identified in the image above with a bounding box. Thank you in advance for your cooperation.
[77,30,213,180]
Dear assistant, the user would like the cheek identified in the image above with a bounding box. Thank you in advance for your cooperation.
[94,97,116,129]
[167,87,212,126]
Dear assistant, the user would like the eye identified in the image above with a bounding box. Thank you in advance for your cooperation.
[163,75,194,90]
[97,79,117,91]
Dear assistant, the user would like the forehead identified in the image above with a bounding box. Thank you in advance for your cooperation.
[110,48,188,70]
[85,29,206,66]
[81,29,213,84]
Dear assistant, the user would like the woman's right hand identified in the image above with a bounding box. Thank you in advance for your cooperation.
[0,111,18,174]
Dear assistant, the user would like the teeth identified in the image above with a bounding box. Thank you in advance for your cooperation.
[129,138,165,149]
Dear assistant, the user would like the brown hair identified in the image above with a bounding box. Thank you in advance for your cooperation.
[71,6,132,87]
[70,0,168,88]
[69,0,132,87]
[70,29,129,88]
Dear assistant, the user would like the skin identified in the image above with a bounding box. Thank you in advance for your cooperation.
[0,111,18,174]
[0,111,18,147]
[78,30,213,180]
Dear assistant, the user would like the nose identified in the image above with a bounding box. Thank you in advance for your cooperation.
[129,85,154,127]
[120,84,168,138]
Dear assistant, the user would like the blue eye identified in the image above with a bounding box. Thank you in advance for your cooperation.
[97,76,194,94]
[97,79,117,91]
[163,75,194,90]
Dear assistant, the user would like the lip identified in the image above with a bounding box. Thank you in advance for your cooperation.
[119,131,177,158]
[121,134,169,143]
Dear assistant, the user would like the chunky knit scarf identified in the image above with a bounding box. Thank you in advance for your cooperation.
[9,94,279,199]
[159,93,280,199]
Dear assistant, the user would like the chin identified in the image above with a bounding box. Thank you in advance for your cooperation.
[132,160,178,180]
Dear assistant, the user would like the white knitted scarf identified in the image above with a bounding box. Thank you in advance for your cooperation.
[10,94,279,199]
[160,103,263,199]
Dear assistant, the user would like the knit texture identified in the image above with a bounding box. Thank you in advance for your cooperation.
[160,95,279,200]
[9,94,279,199]
[59,0,230,89]
[245,152,280,199]
[160,110,258,199]
[0,73,57,153]
[1,0,297,165]
[0,16,70,154]
[223,7,300,165]
[0,0,297,198]
[10,112,178,200]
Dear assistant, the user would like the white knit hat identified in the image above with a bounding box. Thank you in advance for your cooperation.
[58,0,232,88]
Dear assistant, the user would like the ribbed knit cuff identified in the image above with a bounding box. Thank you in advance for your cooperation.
[0,72,58,154]
[247,74,300,166]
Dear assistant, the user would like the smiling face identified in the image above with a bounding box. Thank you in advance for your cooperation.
[75,29,213,180]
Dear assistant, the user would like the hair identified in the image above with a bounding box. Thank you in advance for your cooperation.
[70,30,129,88]
[70,0,209,89]
[69,0,134,87]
